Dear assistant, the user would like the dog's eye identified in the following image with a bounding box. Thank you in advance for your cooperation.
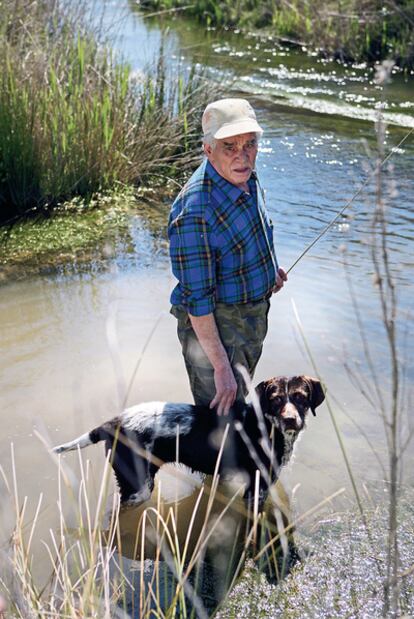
[292,393,306,404]
[271,395,283,406]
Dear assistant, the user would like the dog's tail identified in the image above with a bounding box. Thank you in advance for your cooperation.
[52,426,106,454]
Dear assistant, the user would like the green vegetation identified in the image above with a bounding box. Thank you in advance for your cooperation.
[139,0,414,69]
[0,189,139,280]
[0,0,213,224]
[0,185,173,281]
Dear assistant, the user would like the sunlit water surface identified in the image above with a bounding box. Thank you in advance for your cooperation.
[0,0,413,579]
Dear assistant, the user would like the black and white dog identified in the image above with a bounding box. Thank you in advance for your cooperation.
[53,376,324,507]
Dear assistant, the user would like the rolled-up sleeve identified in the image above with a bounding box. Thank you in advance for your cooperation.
[169,213,216,316]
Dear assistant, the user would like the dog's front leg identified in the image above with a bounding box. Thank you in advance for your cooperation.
[245,472,268,512]
[244,474,268,555]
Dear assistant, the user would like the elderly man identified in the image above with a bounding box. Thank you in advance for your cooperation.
[168,98,287,415]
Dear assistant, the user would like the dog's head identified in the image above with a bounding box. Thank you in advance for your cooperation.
[255,375,325,437]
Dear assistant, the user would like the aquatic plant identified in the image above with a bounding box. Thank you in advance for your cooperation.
[217,489,414,618]
[0,0,214,224]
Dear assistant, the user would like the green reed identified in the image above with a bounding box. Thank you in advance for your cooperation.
[0,0,212,224]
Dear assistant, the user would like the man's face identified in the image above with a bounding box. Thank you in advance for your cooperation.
[203,132,258,189]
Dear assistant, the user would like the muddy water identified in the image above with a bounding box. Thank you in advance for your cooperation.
[1,0,413,580]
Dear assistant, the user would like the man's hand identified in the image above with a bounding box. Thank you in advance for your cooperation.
[188,312,238,416]
[272,266,288,293]
[209,363,238,416]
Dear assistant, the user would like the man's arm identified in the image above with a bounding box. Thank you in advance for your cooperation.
[189,313,237,416]
[169,210,237,413]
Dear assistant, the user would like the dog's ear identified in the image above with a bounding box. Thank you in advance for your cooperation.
[304,377,325,416]
[255,380,271,415]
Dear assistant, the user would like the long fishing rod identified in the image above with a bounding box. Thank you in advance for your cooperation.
[286,126,414,275]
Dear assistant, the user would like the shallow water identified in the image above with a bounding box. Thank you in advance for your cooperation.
[0,0,413,581]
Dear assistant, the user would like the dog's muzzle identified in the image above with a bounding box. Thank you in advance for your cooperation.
[283,428,298,439]
[280,416,302,435]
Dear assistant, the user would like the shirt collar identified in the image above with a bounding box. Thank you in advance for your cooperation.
[205,159,257,203]
[248,171,258,195]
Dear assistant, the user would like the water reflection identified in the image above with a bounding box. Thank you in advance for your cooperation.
[101,0,414,126]
[113,466,294,613]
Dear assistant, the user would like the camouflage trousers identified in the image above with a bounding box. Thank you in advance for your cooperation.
[170,300,270,406]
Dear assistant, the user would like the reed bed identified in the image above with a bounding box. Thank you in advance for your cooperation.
[0,0,213,224]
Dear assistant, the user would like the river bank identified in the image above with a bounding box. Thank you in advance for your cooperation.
[140,0,414,70]
[2,456,413,617]
[0,186,172,283]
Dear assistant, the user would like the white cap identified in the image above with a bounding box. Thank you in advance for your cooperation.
[202,98,263,140]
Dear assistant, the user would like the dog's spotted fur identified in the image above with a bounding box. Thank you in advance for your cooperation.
[53,376,324,506]
[122,402,194,437]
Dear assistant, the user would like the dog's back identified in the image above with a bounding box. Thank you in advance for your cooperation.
[52,401,249,503]
[52,400,249,456]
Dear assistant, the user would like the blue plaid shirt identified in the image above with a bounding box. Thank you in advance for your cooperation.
[168,159,278,316]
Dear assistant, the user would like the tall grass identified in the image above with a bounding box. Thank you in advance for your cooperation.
[140,0,414,69]
[0,0,213,224]
[0,335,312,617]
[0,436,300,618]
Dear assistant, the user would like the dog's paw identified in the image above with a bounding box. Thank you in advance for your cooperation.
[123,486,152,506]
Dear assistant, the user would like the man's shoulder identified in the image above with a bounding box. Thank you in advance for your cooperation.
[175,161,211,204]
[171,160,212,218]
